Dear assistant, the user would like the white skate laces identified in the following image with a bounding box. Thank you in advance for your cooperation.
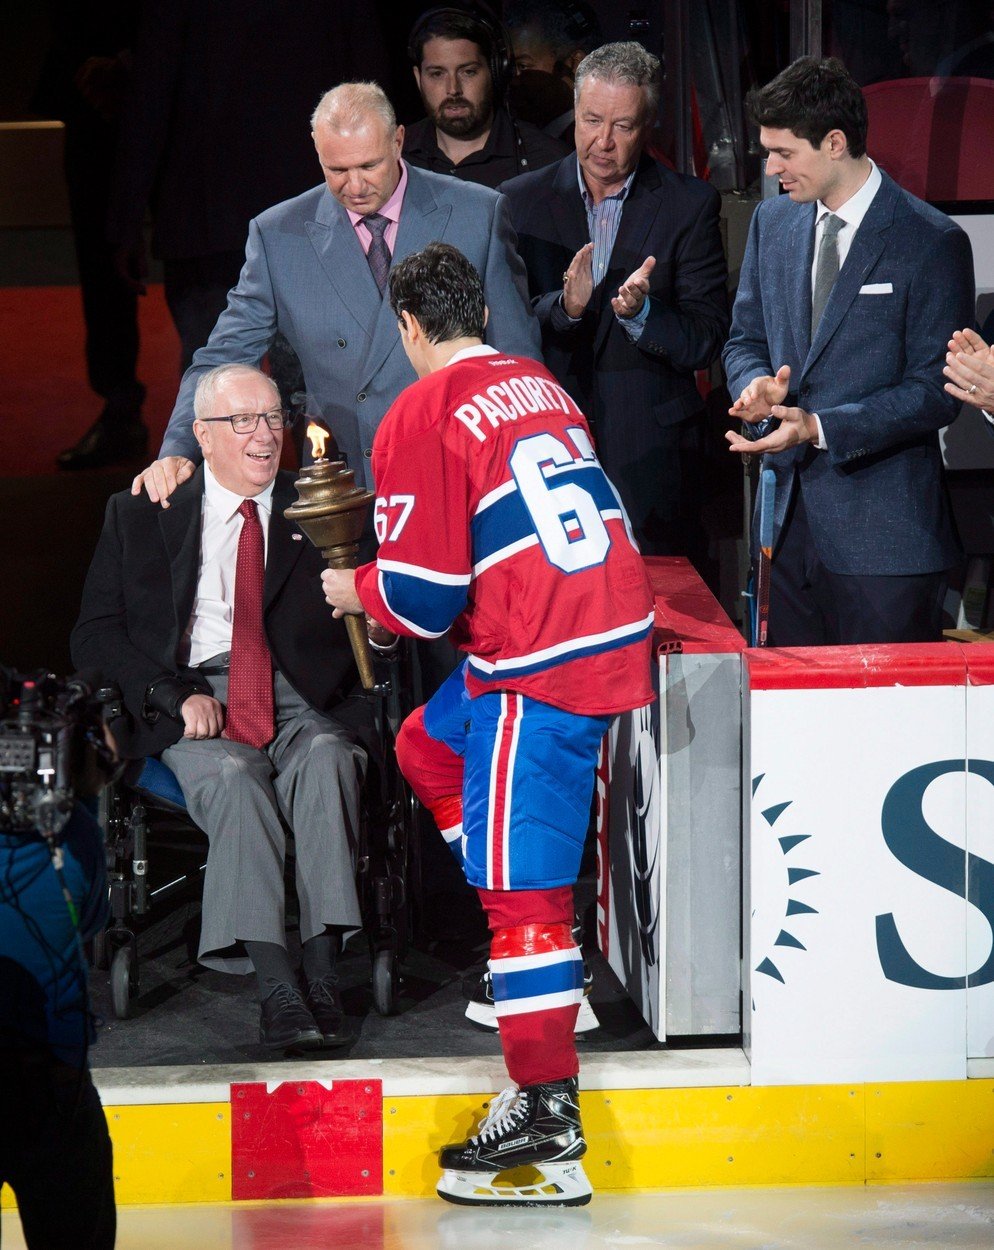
[472,1087,521,1143]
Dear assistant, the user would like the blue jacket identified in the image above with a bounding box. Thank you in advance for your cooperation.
[723,169,975,576]
[0,807,107,1068]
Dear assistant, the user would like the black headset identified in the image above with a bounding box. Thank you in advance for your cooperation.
[407,3,516,104]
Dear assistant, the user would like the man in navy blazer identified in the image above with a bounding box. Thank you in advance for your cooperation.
[724,56,975,646]
[500,42,729,559]
[132,81,540,503]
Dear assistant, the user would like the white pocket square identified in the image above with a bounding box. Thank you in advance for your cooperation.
[859,282,893,294]
[291,533,303,541]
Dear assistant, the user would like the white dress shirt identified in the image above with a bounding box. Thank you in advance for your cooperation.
[811,159,881,288]
[810,160,882,450]
[179,465,275,666]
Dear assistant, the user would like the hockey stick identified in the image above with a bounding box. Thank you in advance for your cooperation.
[754,467,776,647]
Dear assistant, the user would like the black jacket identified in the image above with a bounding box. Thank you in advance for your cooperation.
[71,467,359,758]
[500,153,729,542]
[501,152,729,432]
[106,0,389,258]
[403,107,567,189]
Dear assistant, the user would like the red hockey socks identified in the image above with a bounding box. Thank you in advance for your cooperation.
[395,706,465,864]
[478,886,581,1087]
[425,793,464,865]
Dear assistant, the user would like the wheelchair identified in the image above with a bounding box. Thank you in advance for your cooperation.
[93,646,422,1023]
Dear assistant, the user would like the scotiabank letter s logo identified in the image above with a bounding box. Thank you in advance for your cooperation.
[876,760,994,989]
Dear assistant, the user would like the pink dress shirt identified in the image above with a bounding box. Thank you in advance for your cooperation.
[347,161,408,256]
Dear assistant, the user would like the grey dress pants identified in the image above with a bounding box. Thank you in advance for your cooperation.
[161,672,365,973]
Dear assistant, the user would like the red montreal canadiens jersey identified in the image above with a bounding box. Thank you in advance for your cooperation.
[354,347,654,716]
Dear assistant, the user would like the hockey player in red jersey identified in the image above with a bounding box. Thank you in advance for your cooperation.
[322,242,654,1207]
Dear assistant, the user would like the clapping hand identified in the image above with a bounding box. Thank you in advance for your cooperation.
[728,365,792,423]
[726,403,819,455]
[944,328,994,411]
[611,256,656,319]
[726,364,820,455]
[562,242,594,318]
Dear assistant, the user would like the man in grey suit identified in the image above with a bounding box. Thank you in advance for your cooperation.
[724,56,975,645]
[74,365,367,1052]
[133,80,540,504]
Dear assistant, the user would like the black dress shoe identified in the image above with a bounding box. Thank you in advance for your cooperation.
[305,975,354,1047]
[57,418,148,470]
[259,983,323,1050]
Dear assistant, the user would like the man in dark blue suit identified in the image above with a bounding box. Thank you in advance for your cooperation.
[724,57,975,646]
[501,42,728,560]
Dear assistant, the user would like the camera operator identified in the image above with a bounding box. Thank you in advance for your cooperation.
[0,671,117,1249]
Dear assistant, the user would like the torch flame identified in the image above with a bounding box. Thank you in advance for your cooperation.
[306,422,329,461]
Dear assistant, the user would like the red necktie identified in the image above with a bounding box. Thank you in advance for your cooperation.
[225,499,274,749]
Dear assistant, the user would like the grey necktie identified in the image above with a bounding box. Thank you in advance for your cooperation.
[363,213,391,296]
[811,212,844,335]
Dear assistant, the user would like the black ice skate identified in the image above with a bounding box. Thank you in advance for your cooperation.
[436,1077,592,1206]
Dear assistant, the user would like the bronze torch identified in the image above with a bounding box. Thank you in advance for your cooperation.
[284,423,377,691]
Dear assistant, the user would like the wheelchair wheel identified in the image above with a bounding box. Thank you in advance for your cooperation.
[110,943,138,1020]
[372,946,399,1016]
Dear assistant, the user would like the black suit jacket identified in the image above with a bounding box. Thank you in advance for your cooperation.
[500,154,729,536]
[71,467,358,758]
[106,0,389,259]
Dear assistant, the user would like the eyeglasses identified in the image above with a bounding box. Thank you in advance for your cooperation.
[198,409,294,434]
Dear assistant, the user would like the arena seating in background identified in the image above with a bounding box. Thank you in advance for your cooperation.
[863,76,994,202]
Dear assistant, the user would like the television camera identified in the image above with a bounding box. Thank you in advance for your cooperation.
[0,667,119,841]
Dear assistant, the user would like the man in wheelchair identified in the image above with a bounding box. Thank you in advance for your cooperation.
[72,363,368,1051]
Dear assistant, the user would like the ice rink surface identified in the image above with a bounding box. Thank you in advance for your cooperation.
[3,1183,993,1249]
